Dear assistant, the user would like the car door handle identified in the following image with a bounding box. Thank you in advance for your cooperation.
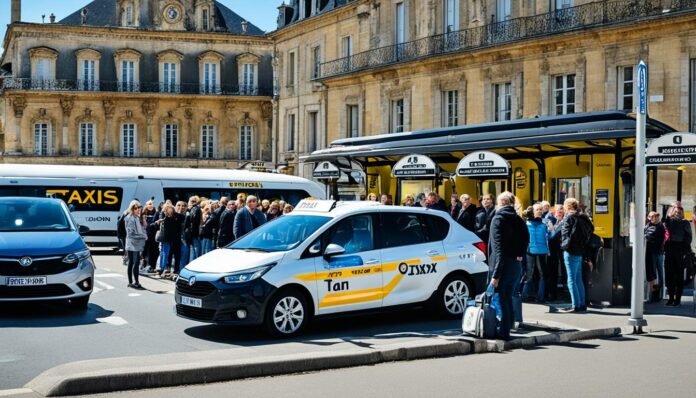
[365,259,380,265]
[426,250,440,256]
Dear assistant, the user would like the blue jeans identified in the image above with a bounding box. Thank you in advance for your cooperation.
[201,238,214,255]
[189,238,201,262]
[180,242,190,271]
[563,252,585,309]
[159,242,171,272]
[496,257,523,340]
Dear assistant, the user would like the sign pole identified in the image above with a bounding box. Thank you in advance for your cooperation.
[629,61,648,333]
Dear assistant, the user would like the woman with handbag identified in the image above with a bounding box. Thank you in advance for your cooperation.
[125,200,146,289]
[664,205,692,306]
[157,203,178,277]
[645,211,666,302]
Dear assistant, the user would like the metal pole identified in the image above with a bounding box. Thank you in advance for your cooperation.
[629,61,648,332]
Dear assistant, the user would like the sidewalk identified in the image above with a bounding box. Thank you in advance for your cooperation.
[25,303,630,397]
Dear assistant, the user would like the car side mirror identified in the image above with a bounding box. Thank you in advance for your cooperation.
[323,243,345,258]
[308,241,322,255]
[78,225,90,235]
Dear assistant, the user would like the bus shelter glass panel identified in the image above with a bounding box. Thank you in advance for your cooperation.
[399,180,433,205]
[681,166,696,215]
[481,180,507,198]
[656,169,678,215]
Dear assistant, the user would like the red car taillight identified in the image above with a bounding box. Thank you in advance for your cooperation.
[473,241,487,255]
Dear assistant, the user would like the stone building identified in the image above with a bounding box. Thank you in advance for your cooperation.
[0,0,275,169]
[270,0,696,178]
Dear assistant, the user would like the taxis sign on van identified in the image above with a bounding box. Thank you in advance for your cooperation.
[229,182,264,188]
[45,187,122,211]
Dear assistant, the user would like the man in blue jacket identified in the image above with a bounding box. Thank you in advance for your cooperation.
[489,192,530,340]
[233,195,267,240]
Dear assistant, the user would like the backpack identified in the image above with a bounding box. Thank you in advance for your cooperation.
[572,214,594,249]
[116,213,127,239]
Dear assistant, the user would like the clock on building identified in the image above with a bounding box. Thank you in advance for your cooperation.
[163,3,183,23]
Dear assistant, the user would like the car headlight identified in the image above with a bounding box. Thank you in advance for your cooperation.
[63,249,92,264]
[222,263,276,284]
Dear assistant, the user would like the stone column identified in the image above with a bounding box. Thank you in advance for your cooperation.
[225,101,237,159]
[261,101,273,162]
[102,99,116,156]
[141,99,158,157]
[59,97,74,155]
[184,107,194,158]
[11,96,26,154]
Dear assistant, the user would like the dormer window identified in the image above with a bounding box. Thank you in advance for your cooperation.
[120,0,138,27]
[202,8,209,31]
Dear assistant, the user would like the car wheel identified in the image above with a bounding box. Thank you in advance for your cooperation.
[69,295,90,310]
[264,289,309,338]
[435,274,473,318]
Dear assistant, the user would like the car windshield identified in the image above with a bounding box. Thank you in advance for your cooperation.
[229,215,331,252]
[0,199,73,232]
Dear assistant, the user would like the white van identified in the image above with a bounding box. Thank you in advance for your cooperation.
[0,164,324,247]
[175,200,489,337]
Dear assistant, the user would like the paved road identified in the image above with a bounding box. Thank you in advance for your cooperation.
[0,252,459,390]
[78,325,696,398]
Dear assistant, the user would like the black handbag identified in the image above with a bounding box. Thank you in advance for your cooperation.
[683,251,695,285]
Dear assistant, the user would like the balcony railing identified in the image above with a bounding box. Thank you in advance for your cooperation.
[319,0,696,79]
[0,79,271,96]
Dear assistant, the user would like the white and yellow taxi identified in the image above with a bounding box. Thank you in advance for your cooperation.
[175,200,488,337]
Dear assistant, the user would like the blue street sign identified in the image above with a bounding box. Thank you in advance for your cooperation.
[638,62,647,115]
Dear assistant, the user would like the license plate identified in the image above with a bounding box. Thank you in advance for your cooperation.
[180,295,202,308]
[7,276,47,286]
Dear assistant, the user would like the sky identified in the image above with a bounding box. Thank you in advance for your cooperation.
[0,0,280,54]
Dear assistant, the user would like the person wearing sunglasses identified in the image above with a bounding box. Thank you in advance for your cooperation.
[125,200,146,289]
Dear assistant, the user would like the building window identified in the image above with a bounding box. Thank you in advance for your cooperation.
[443,90,459,127]
[163,124,178,157]
[240,125,253,160]
[287,114,295,151]
[79,123,95,156]
[81,60,97,91]
[494,82,511,121]
[342,36,353,58]
[34,123,49,156]
[202,8,209,31]
[497,0,511,21]
[202,63,218,94]
[30,47,58,89]
[618,66,634,111]
[161,62,177,93]
[121,123,136,157]
[307,111,318,153]
[200,125,216,159]
[312,46,321,79]
[391,99,405,133]
[556,0,574,9]
[120,60,136,92]
[554,74,576,115]
[347,105,359,138]
[126,4,133,26]
[242,63,256,95]
[36,59,51,81]
[690,59,696,135]
[287,51,296,88]
[395,2,406,44]
[444,0,459,32]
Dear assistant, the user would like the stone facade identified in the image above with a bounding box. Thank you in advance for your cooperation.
[271,0,696,177]
[0,1,274,169]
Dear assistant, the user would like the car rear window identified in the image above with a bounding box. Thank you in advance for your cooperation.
[422,214,450,242]
[379,213,428,248]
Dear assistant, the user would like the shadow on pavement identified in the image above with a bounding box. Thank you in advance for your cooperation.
[556,341,600,349]
[184,308,460,348]
[0,301,114,328]
[641,334,680,340]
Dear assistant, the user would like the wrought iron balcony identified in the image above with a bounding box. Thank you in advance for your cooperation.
[0,78,271,97]
[319,0,696,79]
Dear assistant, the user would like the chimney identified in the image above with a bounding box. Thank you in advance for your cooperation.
[11,0,21,23]
[50,13,56,23]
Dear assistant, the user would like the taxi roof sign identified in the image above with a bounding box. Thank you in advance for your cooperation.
[295,199,337,212]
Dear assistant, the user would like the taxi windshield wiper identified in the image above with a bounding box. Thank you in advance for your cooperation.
[243,247,272,253]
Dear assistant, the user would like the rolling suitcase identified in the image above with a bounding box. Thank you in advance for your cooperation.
[462,293,498,339]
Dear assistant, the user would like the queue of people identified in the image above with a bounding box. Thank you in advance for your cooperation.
[117,194,295,287]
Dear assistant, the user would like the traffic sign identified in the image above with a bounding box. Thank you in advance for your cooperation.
[638,62,647,115]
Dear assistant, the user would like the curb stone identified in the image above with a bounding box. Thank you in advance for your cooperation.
[26,326,622,397]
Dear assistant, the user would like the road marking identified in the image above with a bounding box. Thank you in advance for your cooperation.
[95,280,115,291]
[95,273,124,278]
[128,293,141,297]
[0,388,34,397]
[96,316,128,326]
